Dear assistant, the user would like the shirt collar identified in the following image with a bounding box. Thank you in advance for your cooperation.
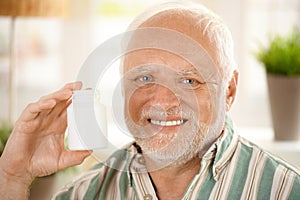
[210,115,239,181]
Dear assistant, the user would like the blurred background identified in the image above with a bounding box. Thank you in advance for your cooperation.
[0,0,299,127]
[0,0,299,199]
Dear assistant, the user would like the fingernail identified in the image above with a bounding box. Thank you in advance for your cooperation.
[73,81,82,88]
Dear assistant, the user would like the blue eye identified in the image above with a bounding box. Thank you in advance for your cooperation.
[178,77,203,89]
[182,79,195,84]
[139,75,152,82]
[133,75,154,88]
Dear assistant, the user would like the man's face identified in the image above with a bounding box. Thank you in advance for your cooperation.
[123,49,215,166]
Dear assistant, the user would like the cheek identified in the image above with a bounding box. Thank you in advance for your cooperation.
[126,89,150,123]
[184,89,212,124]
[197,92,212,123]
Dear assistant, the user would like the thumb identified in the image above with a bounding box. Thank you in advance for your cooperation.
[58,150,92,171]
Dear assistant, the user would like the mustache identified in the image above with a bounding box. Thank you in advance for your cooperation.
[124,106,209,141]
[140,106,194,120]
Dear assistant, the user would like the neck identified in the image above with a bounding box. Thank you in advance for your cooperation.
[145,156,201,200]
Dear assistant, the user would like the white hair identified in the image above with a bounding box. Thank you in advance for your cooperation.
[124,0,237,83]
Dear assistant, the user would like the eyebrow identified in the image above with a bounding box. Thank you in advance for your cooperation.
[130,66,202,77]
[177,69,200,76]
[129,65,152,74]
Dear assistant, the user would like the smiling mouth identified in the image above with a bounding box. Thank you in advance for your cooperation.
[148,119,187,126]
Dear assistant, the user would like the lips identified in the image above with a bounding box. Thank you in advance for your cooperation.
[148,119,187,126]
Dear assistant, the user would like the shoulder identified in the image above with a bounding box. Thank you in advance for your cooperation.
[238,136,300,176]
[52,143,136,200]
[236,136,300,198]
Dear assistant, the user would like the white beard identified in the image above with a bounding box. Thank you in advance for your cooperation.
[125,109,209,170]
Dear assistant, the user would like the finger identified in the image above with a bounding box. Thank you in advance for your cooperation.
[40,82,82,103]
[19,82,82,126]
[37,89,73,118]
[48,106,68,135]
[28,82,82,118]
[20,99,57,122]
[43,107,68,135]
[62,81,82,91]
[57,100,72,117]
[46,82,83,121]
[40,88,73,103]
[44,98,69,117]
[58,150,92,171]
[44,93,73,121]
[23,89,69,121]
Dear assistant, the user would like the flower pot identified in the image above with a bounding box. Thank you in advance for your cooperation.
[267,74,300,140]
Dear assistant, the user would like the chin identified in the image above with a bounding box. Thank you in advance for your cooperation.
[135,125,207,169]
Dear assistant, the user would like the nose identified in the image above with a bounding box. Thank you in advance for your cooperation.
[150,84,180,110]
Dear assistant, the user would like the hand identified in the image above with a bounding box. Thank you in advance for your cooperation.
[0,82,92,186]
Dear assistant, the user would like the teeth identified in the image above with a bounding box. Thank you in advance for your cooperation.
[150,119,184,126]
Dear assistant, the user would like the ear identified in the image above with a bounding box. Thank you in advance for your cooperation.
[226,70,239,111]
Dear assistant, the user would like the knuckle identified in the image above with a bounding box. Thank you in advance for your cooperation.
[26,102,35,110]
[15,120,35,133]
[39,95,47,101]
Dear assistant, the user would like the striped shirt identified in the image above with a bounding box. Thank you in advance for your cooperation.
[53,118,300,199]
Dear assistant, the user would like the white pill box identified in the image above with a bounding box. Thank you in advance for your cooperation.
[67,89,107,150]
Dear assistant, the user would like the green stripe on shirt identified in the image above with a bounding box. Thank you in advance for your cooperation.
[54,186,74,200]
[227,144,253,199]
[119,171,130,200]
[83,174,101,200]
[288,174,300,199]
[197,166,216,199]
[97,150,130,200]
[257,158,277,199]
[214,116,234,164]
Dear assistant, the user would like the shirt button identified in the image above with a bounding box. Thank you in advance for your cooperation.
[138,157,145,165]
[143,194,152,200]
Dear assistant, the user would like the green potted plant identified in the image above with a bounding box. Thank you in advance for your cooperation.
[256,27,300,141]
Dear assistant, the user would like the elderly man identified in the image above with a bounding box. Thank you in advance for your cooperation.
[1,1,300,200]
